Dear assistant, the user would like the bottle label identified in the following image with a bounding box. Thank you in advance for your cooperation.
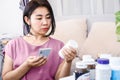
[76,72,90,80]
[96,69,111,80]
[111,70,120,80]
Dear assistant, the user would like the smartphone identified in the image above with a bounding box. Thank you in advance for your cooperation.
[39,48,51,57]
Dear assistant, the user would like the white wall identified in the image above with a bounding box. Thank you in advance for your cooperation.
[0,0,23,35]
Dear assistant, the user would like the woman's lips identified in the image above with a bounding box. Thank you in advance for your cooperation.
[42,28,49,31]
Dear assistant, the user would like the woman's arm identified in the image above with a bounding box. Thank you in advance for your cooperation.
[2,54,31,80]
[55,60,72,80]
[2,54,47,80]
[55,47,77,80]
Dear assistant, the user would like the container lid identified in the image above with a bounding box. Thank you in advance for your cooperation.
[82,55,95,64]
[66,40,78,48]
[76,61,87,69]
[97,58,109,64]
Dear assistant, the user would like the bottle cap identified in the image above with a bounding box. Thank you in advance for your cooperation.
[82,55,95,64]
[76,61,87,69]
[66,40,78,49]
[97,58,109,64]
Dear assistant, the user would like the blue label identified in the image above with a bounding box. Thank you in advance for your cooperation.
[111,70,120,80]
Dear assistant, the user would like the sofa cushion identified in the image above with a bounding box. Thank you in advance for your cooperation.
[80,22,120,59]
[52,18,87,48]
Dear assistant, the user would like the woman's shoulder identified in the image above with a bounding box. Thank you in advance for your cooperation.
[9,36,22,41]
[6,36,23,45]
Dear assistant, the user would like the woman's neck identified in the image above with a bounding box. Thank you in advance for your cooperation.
[27,33,46,40]
[24,33,49,46]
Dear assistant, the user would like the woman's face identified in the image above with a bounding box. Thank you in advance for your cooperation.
[26,7,52,35]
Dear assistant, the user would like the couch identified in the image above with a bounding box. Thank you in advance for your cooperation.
[51,19,120,74]
[52,19,120,58]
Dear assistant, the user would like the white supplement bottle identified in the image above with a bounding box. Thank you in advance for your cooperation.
[96,58,111,80]
[59,40,78,59]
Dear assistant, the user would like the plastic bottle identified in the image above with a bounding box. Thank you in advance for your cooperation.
[74,61,90,80]
[96,58,111,80]
[82,55,96,80]
[59,40,78,59]
[110,57,120,80]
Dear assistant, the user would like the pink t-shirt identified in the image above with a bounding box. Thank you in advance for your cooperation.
[4,37,64,80]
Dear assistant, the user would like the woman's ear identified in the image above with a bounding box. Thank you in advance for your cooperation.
[24,16,30,25]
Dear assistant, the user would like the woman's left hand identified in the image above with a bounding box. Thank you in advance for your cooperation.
[61,46,77,63]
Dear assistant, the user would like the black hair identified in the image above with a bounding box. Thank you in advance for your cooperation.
[23,0,56,36]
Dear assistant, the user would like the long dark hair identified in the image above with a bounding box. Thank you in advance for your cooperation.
[23,0,56,36]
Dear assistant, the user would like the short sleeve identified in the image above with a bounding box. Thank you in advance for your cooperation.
[4,40,15,60]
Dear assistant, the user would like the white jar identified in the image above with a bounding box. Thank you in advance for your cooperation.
[82,55,96,80]
[110,57,120,80]
[74,61,90,80]
[96,58,111,80]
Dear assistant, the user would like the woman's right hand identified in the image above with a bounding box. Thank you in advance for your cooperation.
[25,56,47,68]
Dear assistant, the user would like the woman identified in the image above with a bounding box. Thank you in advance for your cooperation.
[2,0,77,80]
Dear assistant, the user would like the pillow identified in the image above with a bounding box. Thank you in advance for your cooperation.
[51,18,87,48]
[80,22,120,59]
[0,33,20,51]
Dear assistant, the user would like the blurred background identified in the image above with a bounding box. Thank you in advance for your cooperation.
[0,0,120,35]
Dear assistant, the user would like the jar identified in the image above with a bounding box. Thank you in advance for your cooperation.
[82,55,96,80]
[74,61,90,80]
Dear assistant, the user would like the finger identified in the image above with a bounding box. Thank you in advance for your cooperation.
[31,56,44,63]
[28,56,36,59]
[68,47,77,58]
[38,59,47,66]
[64,48,76,58]
[62,48,71,58]
[32,57,47,67]
[34,57,47,67]
[69,46,77,54]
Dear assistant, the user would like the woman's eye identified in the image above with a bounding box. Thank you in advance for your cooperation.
[46,16,51,19]
[37,18,42,20]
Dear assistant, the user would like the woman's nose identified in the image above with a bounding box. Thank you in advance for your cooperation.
[42,18,47,24]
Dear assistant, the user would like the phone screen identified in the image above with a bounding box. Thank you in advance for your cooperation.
[39,48,51,57]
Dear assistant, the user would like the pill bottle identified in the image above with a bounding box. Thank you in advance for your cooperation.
[59,40,78,59]
[74,61,90,80]
[96,58,111,80]
[110,57,120,80]
[82,55,96,80]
